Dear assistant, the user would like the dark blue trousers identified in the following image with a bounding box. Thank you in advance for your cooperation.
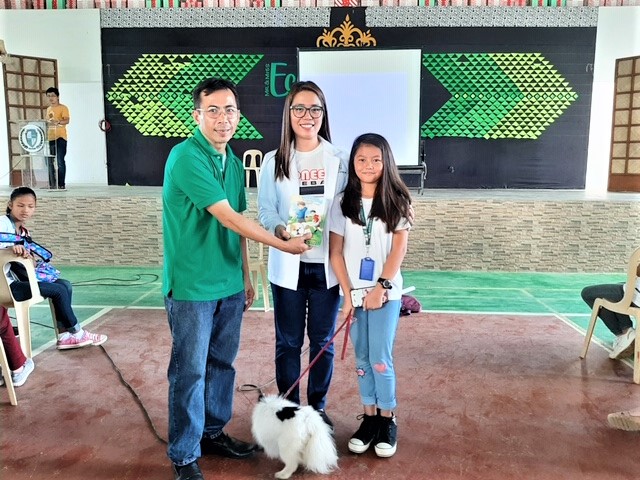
[271,262,340,410]
[11,278,79,333]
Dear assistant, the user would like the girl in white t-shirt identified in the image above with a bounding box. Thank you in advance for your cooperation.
[329,133,412,459]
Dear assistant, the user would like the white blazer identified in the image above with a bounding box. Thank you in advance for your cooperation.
[258,138,349,291]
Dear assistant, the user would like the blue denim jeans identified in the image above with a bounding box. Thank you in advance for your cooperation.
[271,262,340,410]
[351,300,401,411]
[10,278,80,333]
[165,290,245,466]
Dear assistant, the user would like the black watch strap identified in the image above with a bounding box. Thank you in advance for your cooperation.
[377,277,392,289]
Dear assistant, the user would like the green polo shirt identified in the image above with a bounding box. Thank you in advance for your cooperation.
[162,129,247,301]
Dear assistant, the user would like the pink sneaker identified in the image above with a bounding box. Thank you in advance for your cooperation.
[85,330,108,347]
[57,331,93,350]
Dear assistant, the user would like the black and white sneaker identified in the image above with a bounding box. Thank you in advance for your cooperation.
[374,415,397,458]
[348,414,379,454]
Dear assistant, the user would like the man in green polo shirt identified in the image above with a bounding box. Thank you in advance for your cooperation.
[163,78,310,480]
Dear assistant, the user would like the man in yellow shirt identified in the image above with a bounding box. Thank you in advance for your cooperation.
[45,87,70,190]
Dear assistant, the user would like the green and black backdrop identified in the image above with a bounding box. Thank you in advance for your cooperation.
[101,7,597,188]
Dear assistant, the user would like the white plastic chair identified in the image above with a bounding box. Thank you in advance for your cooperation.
[0,339,18,405]
[580,246,640,384]
[0,249,52,359]
[243,149,262,188]
[245,239,270,312]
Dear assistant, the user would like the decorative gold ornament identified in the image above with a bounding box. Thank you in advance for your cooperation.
[316,15,377,48]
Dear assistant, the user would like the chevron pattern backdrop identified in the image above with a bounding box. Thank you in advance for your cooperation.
[106,53,264,139]
[421,53,578,139]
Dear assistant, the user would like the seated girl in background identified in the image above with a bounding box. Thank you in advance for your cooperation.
[0,187,107,350]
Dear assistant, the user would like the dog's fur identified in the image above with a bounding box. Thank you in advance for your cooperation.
[251,394,338,479]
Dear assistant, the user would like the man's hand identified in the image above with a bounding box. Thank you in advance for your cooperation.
[281,233,311,255]
[244,278,255,312]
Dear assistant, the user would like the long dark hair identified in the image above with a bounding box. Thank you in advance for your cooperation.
[341,133,411,233]
[273,81,331,181]
[6,186,37,215]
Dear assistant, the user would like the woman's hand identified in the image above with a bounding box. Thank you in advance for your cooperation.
[274,224,291,241]
[407,204,416,226]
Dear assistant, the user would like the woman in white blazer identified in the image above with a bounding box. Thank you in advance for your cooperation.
[258,81,348,426]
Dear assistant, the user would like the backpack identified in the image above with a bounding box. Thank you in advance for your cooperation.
[400,294,422,316]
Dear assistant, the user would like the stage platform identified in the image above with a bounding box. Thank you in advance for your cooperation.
[4,185,639,272]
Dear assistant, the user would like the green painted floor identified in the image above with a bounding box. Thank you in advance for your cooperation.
[20,266,625,354]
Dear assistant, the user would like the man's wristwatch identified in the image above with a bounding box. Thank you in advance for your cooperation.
[377,277,392,289]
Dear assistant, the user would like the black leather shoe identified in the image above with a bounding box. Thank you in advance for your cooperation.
[200,432,258,459]
[316,409,335,432]
[173,461,204,480]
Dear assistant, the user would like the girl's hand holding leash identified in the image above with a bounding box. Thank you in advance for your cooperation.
[342,294,354,322]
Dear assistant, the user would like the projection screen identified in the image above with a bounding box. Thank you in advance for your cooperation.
[298,49,422,167]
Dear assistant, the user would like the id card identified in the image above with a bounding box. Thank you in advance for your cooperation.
[359,257,375,281]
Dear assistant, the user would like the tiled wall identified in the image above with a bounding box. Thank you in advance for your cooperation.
[31,195,164,267]
[29,192,640,272]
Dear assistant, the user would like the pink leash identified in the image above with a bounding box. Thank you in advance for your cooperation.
[283,311,353,400]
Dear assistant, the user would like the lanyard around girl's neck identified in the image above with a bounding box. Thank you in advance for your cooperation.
[359,201,374,256]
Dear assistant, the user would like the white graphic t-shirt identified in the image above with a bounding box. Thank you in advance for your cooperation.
[294,144,325,263]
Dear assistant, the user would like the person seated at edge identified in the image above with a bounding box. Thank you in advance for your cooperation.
[581,267,639,360]
[608,404,640,432]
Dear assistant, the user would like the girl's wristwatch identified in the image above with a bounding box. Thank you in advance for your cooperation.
[377,277,392,289]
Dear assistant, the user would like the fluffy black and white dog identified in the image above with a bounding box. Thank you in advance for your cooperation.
[251,394,338,479]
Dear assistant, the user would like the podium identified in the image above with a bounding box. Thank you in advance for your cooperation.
[15,119,57,189]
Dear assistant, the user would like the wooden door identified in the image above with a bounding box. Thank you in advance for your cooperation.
[2,54,57,186]
[609,56,640,192]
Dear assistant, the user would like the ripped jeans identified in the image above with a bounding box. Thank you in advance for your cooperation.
[350,299,401,411]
